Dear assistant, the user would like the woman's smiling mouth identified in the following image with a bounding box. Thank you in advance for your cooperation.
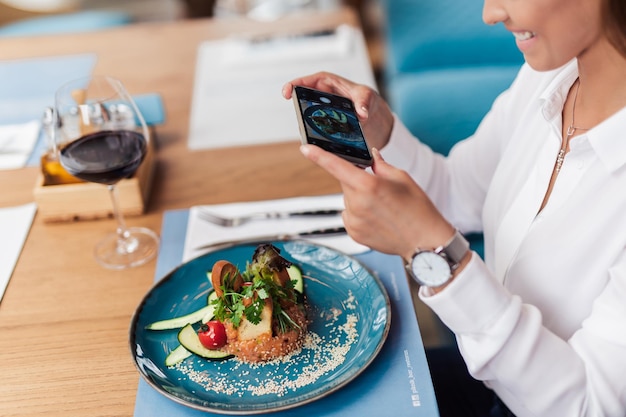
[513,31,537,41]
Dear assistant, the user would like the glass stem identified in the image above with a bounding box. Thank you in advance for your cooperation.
[107,184,136,254]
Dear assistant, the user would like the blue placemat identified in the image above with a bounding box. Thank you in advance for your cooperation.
[133,209,440,416]
[0,54,165,167]
[0,53,97,126]
[0,53,97,166]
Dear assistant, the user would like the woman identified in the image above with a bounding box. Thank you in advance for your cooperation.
[281,0,626,415]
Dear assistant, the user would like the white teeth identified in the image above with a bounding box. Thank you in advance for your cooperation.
[513,31,536,41]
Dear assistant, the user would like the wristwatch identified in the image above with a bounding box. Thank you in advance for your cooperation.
[405,230,470,288]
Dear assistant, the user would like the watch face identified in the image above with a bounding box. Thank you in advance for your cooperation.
[410,251,452,287]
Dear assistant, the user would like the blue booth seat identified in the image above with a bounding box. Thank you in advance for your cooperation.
[382,0,523,76]
[0,10,133,37]
[386,65,522,156]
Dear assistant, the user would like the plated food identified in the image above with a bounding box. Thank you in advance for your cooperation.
[130,240,391,414]
[145,244,308,364]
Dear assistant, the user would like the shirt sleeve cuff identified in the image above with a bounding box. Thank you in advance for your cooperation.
[418,252,514,334]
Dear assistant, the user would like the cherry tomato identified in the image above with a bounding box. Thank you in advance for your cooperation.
[198,320,227,349]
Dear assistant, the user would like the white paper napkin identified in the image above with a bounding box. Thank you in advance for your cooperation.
[0,120,40,170]
[0,203,37,303]
[182,194,369,261]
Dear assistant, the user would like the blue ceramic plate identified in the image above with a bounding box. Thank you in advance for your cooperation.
[130,240,391,415]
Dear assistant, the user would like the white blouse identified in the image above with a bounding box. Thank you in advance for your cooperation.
[381,59,626,417]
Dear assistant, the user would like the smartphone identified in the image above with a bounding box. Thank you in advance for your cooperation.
[292,86,373,168]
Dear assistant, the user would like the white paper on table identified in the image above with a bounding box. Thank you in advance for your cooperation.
[183,194,369,261]
[187,24,377,150]
[0,120,40,170]
[0,203,37,303]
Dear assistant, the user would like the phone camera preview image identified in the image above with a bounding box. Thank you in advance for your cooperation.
[295,87,372,167]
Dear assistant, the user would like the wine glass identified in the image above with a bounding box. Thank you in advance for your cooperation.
[54,75,159,269]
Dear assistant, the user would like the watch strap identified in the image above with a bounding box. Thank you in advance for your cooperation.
[436,229,470,268]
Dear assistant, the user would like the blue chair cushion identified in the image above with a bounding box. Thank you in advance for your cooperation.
[465,232,485,259]
[0,10,132,37]
[381,0,523,75]
[386,65,521,155]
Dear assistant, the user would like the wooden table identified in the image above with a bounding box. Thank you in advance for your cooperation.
[0,9,358,416]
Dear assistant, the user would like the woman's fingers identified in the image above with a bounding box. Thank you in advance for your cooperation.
[282,72,374,120]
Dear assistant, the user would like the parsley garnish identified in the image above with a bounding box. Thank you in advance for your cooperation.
[211,259,301,333]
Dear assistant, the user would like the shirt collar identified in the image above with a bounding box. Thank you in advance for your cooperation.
[538,59,626,173]
[538,59,579,123]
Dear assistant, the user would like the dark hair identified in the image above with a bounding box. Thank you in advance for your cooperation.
[603,0,626,57]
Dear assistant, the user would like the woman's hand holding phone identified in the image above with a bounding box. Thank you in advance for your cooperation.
[285,72,454,262]
[282,71,394,151]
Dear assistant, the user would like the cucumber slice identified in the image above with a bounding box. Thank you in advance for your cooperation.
[145,305,215,330]
[177,324,232,360]
[287,265,304,293]
[164,345,192,366]
[146,291,218,330]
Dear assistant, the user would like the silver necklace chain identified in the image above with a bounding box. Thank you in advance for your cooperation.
[556,78,589,173]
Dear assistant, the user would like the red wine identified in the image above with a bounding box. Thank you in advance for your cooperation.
[60,130,147,185]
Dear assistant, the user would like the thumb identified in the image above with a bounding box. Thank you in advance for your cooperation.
[370,148,394,177]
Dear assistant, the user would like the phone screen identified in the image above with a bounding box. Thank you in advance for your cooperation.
[293,86,372,167]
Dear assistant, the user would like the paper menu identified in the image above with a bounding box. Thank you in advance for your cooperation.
[187,24,377,150]
[0,203,37,304]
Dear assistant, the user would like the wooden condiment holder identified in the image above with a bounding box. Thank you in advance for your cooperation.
[33,139,156,223]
